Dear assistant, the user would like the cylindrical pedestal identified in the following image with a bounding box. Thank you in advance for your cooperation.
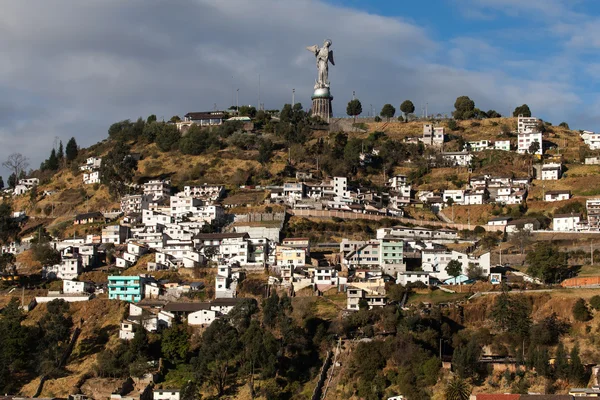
[311,88,333,122]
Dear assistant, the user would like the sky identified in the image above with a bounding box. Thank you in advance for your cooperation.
[2,0,600,178]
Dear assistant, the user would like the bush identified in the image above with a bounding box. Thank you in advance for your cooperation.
[448,119,458,131]
[470,121,481,127]
[374,116,382,122]
[491,121,498,126]
[474,226,486,235]
[590,295,600,311]
[572,298,591,322]
[559,122,570,129]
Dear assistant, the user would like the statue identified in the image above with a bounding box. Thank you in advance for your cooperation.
[306,39,334,90]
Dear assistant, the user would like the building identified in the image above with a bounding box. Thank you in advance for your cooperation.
[539,163,562,180]
[347,287,387,310]
[487,216,511,226]
[553,214,581,232]
[544,190,571,202]
[63,280,93,294]
[121,194,151,214]
[586,156,600,165]
[467,140,490,152]
[83,170,101,185]
[74,212,104,225]
[276,246,306,268]
[176,111,225,131]
[13,178,39,195]
[517,115,539,134]
[153,390,180,400]
[80,156,102,171]
[441,152,473,167]
[506,218,541,233]
[517,132,543,155]
[143,180,171,200]
[494,140,511,151]
[442,190,465,205]
[108,275,146,302]
[422,124,445,146]
[396,271,430,286]
[582,131,600,150]
[588,198,600,230]
[183,185,225,202]
[102,225,129,244]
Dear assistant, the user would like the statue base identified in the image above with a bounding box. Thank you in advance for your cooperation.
[311,87,333,122]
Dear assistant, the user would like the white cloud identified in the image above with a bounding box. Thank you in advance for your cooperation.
[0,0,589,177]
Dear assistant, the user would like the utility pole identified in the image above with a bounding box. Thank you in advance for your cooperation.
[292,89,295,107]
[236,88,239,115]
[352,91,355,100]
[258,74,261,110]
[426,103,428,119]
[592,242,594,265]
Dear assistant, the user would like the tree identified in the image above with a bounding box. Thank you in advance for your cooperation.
[590,295,600,310]
[448,119,458,131]
[487,110,501,118]
[57,141,64,164]
[445,259,463,279]
[528,140,540,155]
[161,322,190,363]
[467,263,484,280]
[572,298,591,322]
[7,173,16,189]
[554,342,569,379]
[380,104,396,121]
[0,203,20,246]
[559,122,570,129]
[99,143,138,198]
[510,227,532,255]
[32,242,61,266]
[155,124,181,152]
[46,149,59,171]
[491,291,531,337]
[453,96,476,120]
[569,344,586,384]
[0,176,3,190]
[2,153,29,183]
[170,115,181,123]
[445,377,471,400]
[400,100,415,122]
[257,139,274,164]
[513,104,531,117]
[147,114,157,124]
[239,105,257,118]
[346,99,362,123]
[526,242,568,283]
[65,137,78,162]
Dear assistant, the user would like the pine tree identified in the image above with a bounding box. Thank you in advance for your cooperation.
[65,137,78,162]
[554,342,569,379]
[7,173,16,189]
[57,141,64,162]
[569,344,586,385]
[46,149,59,171]
[0,176,3,190]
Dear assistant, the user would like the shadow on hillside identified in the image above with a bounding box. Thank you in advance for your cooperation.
[73,324,117,360]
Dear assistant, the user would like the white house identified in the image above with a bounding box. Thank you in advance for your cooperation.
[487,216,511,226]
[494,140,511,151]
[467,140,490,152]
[153,390,180,400]
[387,175,408,189]
[544,190,570,202]
[188,307,219,326]
[121,194,151,214]
[396,271,430,286]
[517,115,539,134]
[80,157,102,171]
[102,225,129,244]
[442,152,473,167]
[83,170,101,185]
[464,190,485,205]
[518,132,543,155]
[540,163,562,180]
[553,214,581,232]
[63,280,93,294]
[422,124,445,146]
[143,180,171,200]
[183,184,225,202]
[14,178,39,195]
[442,190,465,205]
[582,132,600,150]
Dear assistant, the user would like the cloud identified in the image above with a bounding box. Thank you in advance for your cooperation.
[0,0,590,177]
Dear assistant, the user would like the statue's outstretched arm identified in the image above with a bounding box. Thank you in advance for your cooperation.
[306,45,319,55]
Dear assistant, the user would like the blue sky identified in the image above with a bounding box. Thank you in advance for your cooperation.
[2,0,600,177]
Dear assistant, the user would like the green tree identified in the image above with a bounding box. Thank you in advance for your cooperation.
[0,176,3,190]
[99,143,138,198]
[400,100,415,122]
[346,99,363,123]
[65,137,78,162]
[554,342,569,379]
[380,104,396,121]
[487,110,501,118]
[491,291,531,337]
[257,139,274,164]
[510,227,532,255]
[445,376,471,400]
[170,115,181,123]
[32,242,61,266]
[559,122,570,129]
[46,149,59,171]
[448,119,458,131]
[572,298,591,322]
[569,344,586,384]
[528,140,540,155]
[513,104,532,117]
[156,124,181,152]
[8,173,16,189]
[453,96,476,120]
[161,322,191,363]
[227,298,258,332]
[452,337,481,379]
[526,242,568,283]
[445,259,463,279]
[239,105,257,118]
[590,295,600,310]
[147,114,157,124]
[57,141,64,164]
[0,203,21,247]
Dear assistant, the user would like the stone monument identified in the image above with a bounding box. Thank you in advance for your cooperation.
[306,39,334,121]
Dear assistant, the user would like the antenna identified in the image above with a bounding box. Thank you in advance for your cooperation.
[258,74,261,110]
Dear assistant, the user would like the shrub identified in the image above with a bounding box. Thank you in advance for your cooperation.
[491,121,498,126]
[559,122,570,129]
[374,116,382,122]
[470,121,481,127]
[448,119,458,131]
[590,295,600,310]
[572,298,591,322]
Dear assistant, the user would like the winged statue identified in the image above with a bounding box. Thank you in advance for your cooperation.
[306,39,334,89]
